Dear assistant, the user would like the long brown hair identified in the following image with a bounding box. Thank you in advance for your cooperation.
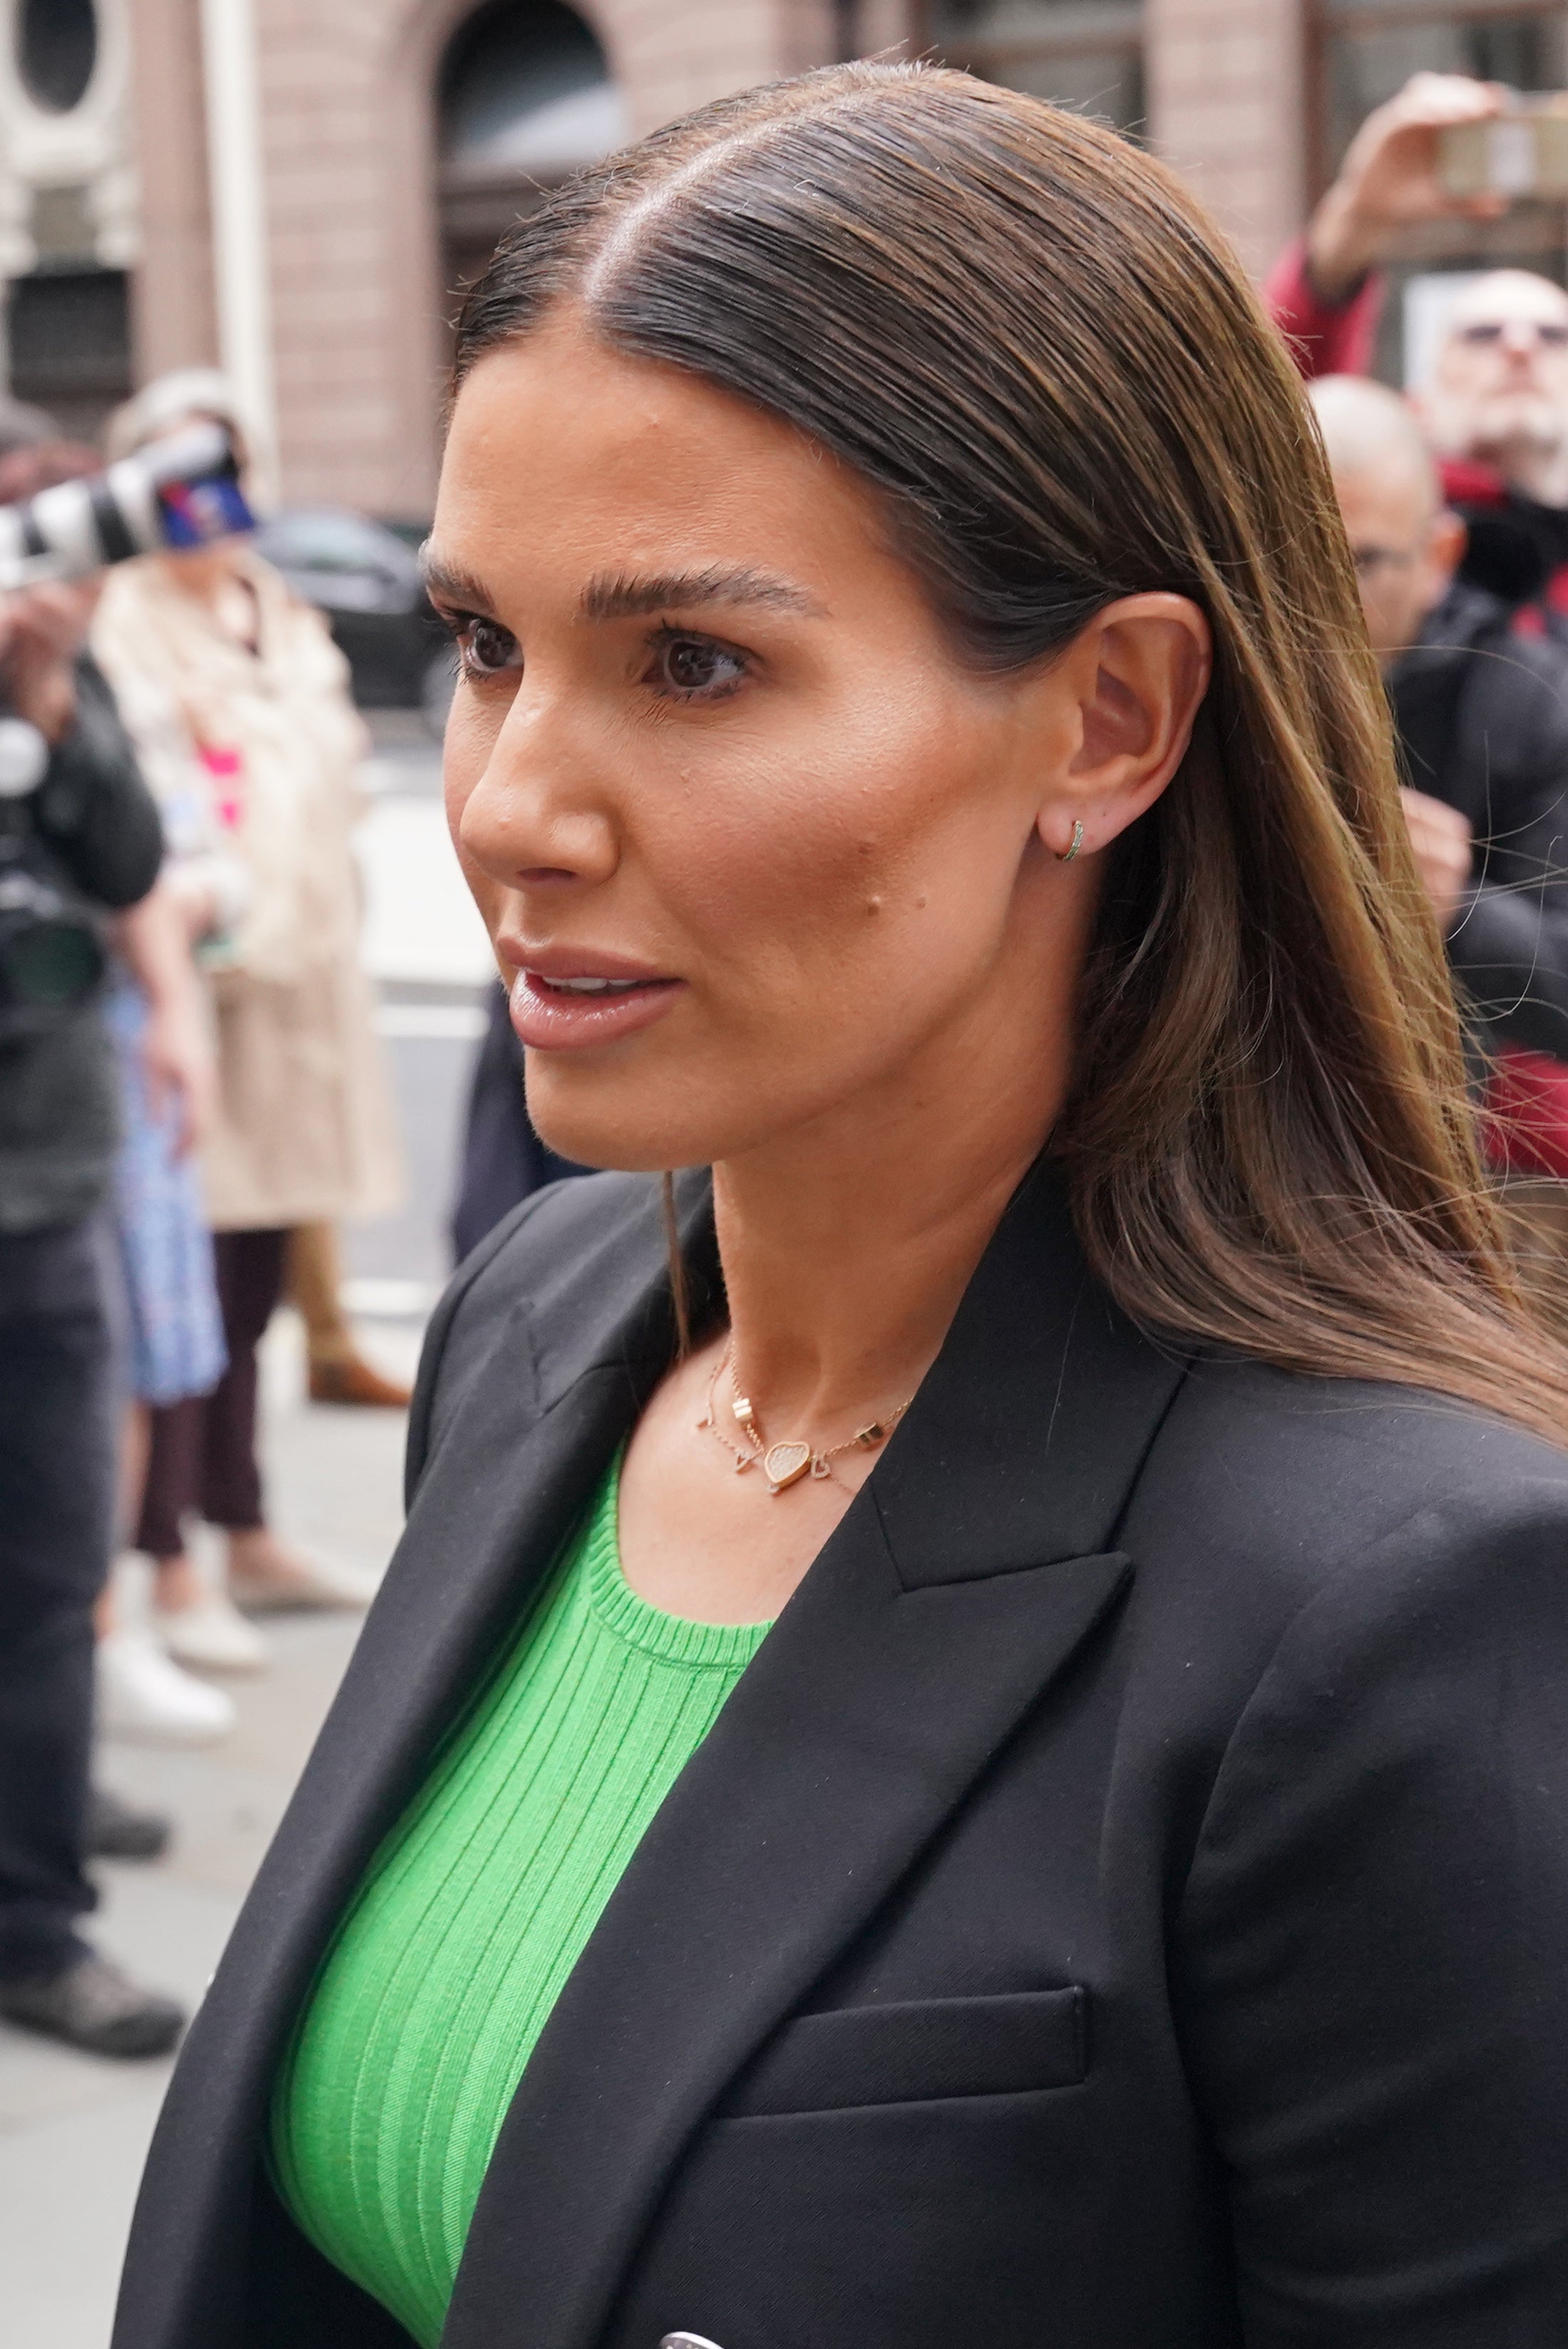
[455,61,1568,1445]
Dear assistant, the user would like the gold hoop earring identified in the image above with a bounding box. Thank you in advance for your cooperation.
[1055,820,1084,864]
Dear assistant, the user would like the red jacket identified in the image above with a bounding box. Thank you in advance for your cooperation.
[1262,237,1385,377]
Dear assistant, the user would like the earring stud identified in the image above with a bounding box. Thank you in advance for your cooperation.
[1055,819,1084,864]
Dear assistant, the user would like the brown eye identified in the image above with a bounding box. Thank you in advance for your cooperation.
[461,618,520,677]
[655,634,746,698]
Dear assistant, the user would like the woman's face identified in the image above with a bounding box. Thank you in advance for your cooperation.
[432,312,1126,1173]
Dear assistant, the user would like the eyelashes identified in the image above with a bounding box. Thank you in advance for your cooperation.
[644,622,748,702]
[438,611,520,678]
[435,611,752,703]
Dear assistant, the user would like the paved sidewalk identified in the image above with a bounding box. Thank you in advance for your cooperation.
[0,1316,420,2349]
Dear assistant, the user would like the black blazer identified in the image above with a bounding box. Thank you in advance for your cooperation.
[113,1162,1568,2349]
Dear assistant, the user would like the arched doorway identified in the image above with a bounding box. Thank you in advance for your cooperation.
[437,0,624,301]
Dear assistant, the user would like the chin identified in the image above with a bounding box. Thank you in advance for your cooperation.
[1474,396,1564,455]
[526,1055,818,1177]
[526,1066,721,1177]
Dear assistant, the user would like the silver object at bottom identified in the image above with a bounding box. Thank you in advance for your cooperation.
[660,2335,726,2349]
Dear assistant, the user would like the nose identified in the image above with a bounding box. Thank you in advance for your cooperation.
[454,692,619,893]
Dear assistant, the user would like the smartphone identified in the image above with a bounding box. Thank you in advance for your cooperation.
[1440,98,1568,203]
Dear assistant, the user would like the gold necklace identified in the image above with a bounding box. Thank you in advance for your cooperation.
[696,1338,912,1495]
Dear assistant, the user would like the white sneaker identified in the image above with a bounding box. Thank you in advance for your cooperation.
[96,1629,237,1746]
[153,1590,269,1675]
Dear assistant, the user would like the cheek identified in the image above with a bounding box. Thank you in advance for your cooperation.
[646,713,1021,1024]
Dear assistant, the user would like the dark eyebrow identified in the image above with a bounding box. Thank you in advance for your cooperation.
[580,567,824,621]
[418,547,495,610]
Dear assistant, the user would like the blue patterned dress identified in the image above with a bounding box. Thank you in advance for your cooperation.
[105,974,227,1406]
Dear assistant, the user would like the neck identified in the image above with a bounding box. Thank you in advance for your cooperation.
[708,996,1071,1445]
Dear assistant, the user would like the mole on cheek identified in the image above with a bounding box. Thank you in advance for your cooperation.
[865,895,884,915]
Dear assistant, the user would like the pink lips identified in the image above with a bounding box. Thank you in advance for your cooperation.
[505,951,683,1053]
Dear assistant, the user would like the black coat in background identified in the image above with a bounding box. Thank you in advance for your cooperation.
[113,1162,1568,2348]
[0,654,163,1232]
[448,980,588,1264]
[1392,584,1568,1063]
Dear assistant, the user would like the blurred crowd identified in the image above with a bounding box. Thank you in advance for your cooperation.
[1265,72,1568,1308]
[8,63,1568,2065]
[0,368,417,2056]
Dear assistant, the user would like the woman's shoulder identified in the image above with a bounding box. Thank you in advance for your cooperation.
[1132,1347,1568,1632]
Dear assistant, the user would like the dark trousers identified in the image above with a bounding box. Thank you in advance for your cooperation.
[0,1220,116,1982]
[136,1228,287,1559]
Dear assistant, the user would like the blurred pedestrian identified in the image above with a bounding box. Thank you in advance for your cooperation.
[93,371,401,1671]
[1311,372,1568,1319]
[1267,72,1568,626]
[287,1221,410,1407]
[97,887,237,1746]
[125,66,1568,2347]
[0,435,237,1750]
[0,568,185,2056]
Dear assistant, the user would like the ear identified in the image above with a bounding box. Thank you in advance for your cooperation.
[1033,593,1212,863]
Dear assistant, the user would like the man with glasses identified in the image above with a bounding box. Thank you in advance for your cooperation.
[1311,372,1568,1303]
[1269,73,1568,634]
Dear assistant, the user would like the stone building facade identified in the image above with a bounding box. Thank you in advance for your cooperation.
[1,0,1564,507]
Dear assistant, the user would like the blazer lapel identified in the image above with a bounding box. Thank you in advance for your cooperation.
[445,1162,1188,2349]
[114,1181,702,2349]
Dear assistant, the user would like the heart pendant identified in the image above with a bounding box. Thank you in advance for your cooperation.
[763,1441,812,1493]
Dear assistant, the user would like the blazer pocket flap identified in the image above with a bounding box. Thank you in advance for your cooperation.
[723,1986,1087,2117]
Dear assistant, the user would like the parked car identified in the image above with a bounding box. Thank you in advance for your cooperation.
[252,507,455,732]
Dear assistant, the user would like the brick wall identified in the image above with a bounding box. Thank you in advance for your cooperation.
[1145,0,1307,279]
[128,0,217,382]
[132,0,1311,512]
[594,0,805,134]
[241,0,830,513]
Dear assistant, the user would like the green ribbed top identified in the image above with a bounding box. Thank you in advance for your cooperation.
[269,1454,772,2348]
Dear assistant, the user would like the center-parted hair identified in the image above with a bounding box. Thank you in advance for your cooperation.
[455,60,1568,1444]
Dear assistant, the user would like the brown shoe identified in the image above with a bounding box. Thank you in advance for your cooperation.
[308,1354,411,1409]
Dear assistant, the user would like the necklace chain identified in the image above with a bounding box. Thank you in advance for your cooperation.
[696,1338,911,1496]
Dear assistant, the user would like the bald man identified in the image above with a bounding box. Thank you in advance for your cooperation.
[1268,74,1568,631]
[1313,376,1568,1271]
[1312,373,1568,1036]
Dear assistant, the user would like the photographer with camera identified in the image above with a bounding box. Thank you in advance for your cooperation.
[0,572,187,2056]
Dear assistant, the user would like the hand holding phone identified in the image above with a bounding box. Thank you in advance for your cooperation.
[1306,72,1511,303]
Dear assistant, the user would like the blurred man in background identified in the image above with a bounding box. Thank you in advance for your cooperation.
[1311,373,1568,1308]
[0,574,186,2056]
[1269,73,1568,630]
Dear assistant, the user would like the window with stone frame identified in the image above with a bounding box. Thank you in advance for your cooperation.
[917,1,1145,135]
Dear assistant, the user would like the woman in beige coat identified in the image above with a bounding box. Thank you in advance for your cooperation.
[93,372,402,1670]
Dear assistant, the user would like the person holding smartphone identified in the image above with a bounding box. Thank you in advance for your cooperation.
[1267,72,1568,626]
